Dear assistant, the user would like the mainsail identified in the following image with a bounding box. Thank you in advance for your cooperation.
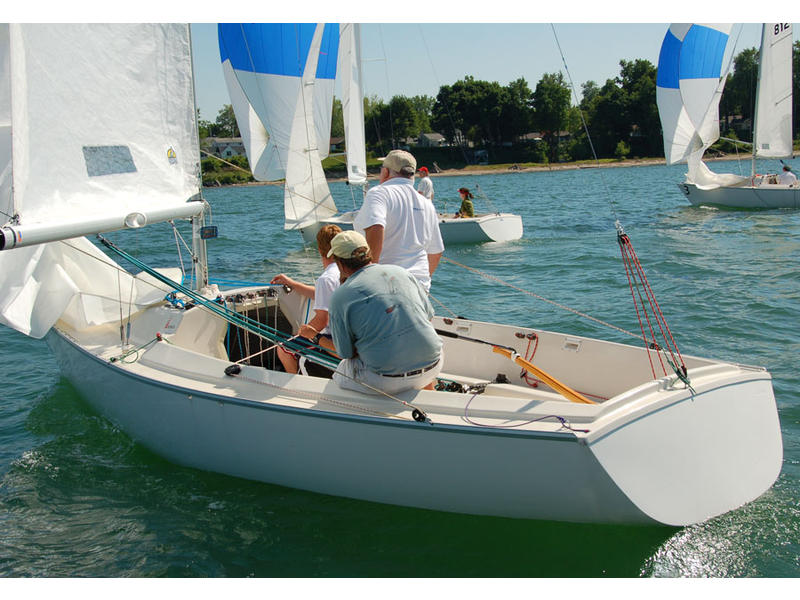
[338,23,368,186]
[0,24,202,337]
[753,23,793,158]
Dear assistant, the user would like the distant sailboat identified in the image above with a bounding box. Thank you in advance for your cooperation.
[219,22,523,244]
[657,23,797,209]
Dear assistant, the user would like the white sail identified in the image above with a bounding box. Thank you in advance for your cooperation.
[339,23,368,185]
[753,23,793,158]
[0,24,202,338]
[220,59,271,181]
[0,24,11,225]
[283,24,338,228]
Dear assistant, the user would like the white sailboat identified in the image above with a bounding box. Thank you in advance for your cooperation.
[219,23,523,245]
[0,23,784,526]
[657,23,797,209]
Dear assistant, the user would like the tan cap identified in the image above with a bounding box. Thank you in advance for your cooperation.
[380,149,417,175]
[327,230,369,258]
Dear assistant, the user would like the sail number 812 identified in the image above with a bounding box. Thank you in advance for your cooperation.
[774,23,791,35]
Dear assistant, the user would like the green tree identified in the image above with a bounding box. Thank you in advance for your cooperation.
[215,104,240,138]
[409,95,435,133]
[364,95,389,153]
[618,59,659,156]
[331,98,344,138]
[580,80,600,109]
[388,95,419,143]
[584,76,628,157]
[532,72,571,162]
[500,77,535,142]
[722,47,759,137]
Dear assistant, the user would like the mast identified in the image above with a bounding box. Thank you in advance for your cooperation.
[188,24,209,290]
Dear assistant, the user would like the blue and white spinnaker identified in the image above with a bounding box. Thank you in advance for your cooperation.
[656,23,732,165]
[218,23,340,228]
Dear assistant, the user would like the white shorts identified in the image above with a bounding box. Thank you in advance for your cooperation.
[333,352,443,396]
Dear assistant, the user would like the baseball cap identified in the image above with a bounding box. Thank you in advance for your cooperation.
[327,230,369,258]
[418,166,429,174]
[379,149,417,174]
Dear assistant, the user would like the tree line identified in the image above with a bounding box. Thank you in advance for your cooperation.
[200,41,800,168]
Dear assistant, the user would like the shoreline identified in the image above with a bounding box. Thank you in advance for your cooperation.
[208,153,758,188]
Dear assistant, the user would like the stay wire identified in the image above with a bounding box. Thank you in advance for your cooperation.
[440,255,642,342]
[549,24,619,224]
[417,25,471,164]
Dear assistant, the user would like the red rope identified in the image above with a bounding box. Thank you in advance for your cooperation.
[617,230,687,381]
[517,333,609,401]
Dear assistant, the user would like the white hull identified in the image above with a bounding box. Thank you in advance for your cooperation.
[297,212,523,245]
[43,287,782,526]
[681,181,800,209]
[437,213,523,244]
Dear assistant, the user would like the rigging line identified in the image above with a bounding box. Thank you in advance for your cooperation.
[428,292,459,318]
[226,366,425,423]
[376,24,396,148]
[100,237,339,367]
[549,24,619,224]
[199,149,254,174]
[474,183,499,214]
[116,268,125,348]
[440,255,642,342]
[125,275,135,346]
[169,221,187,279]
[417,24,470,164]
[56,239,190,304]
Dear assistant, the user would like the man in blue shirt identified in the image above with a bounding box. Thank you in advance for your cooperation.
[326,230,443,395]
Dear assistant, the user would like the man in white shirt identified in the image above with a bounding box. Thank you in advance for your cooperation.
[416,166,434,202]
[777,165,797,186]
[353,150,444,291]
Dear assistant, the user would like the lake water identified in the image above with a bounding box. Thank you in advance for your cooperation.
[1,158,798,577]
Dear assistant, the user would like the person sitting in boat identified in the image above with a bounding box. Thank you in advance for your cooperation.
[455,187,475,218]
[416,166,434,202]
[777,165,797,186]
[353,149,444,292]
[326,230,443,395]
[270,224,341,373]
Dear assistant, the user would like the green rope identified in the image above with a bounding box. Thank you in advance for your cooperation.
[98,236,339,370]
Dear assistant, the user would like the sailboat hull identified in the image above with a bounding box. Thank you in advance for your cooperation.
[298,212,524,245]
[438,213,523,244]
[43,300,782,526]
[680,182,800,209]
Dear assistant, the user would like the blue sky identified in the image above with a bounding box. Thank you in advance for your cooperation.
[8,2,800,121]
[191,21,791,121]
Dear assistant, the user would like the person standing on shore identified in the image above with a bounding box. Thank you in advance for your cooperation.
[416,166,434,202]
[353,150,444,292]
